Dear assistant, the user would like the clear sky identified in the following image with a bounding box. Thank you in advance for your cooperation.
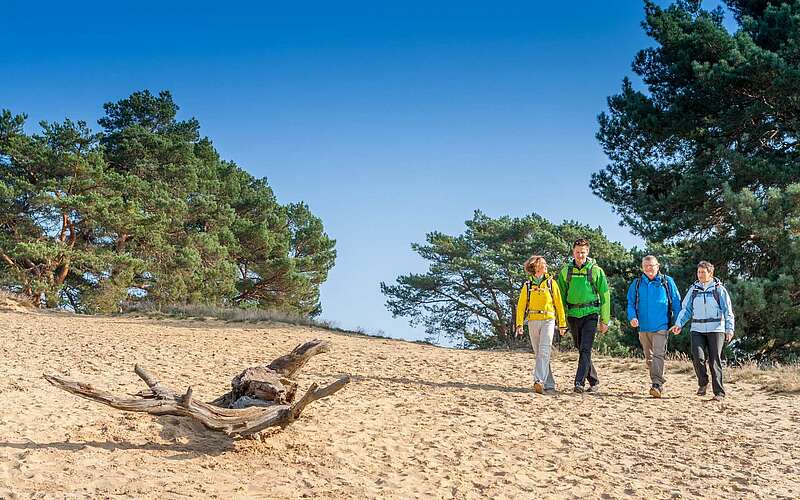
[1,1,731,342]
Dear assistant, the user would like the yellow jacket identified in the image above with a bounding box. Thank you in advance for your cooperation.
[515,275,567,328]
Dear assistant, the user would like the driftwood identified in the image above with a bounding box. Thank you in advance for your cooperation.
[44,339,349,437]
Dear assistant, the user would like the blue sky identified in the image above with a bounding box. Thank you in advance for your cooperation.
[1,1,733,341]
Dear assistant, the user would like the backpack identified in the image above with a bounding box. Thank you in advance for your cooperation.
[689,278,723,308]
[564,262,600,309]
[633,273,674,327]
[523,276,555,320]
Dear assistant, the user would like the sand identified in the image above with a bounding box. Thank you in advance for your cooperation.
[0,308,798,499]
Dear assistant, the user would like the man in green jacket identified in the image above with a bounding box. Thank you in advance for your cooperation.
[556,238,611,393]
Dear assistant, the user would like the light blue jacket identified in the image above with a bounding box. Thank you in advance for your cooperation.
[626,273,682,332]
[674,279,735,334]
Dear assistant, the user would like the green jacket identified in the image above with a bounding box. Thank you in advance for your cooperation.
[556,257,611,323]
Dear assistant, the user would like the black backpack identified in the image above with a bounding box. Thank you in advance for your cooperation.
[689,278,723,307]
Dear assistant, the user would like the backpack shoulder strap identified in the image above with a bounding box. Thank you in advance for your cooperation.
[633,277,641,316]
[661,274,673,326]
[587,265,600,298]
[523,280,532,322]
[712,278,722,307]
[546,277,554,301]
[565,264,574,300]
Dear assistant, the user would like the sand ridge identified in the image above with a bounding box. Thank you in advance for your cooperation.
[0,310,798,499]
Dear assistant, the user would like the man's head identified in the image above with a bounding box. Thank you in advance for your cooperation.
[697,260,714,283]
[572,238,590,265]
[641,255,660,280]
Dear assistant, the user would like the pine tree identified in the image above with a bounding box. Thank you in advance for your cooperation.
[0,91,336,315]
[592,1,800,359]
[381,211,632,348]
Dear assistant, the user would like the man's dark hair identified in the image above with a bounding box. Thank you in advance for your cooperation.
[573,238,590,248]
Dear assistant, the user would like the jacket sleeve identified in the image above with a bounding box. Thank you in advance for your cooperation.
[626,280,637,322]
[551,280,567,328]
[674,287,694,328]
[597,267,611,324]
[668,277,682,322]
[515,284,528,328]
[720,286,735,334]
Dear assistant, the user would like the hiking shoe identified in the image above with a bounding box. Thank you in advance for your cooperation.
[533,381,544,394]
[649,385,662,398]
[587,383,600,394]
[544,388,557,395]
[697,385,708,396]
[713,394,725,401]
[574,385,585,394]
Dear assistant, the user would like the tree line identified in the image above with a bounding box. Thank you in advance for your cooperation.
[383,1,800,361]
[0,90,336,316]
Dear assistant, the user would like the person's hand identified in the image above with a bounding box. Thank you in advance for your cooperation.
[630,318,639,328]
[670,325,681,335]
[515,326,523,338]
[599,322,609,334]
[559,327,567,335]
[725,332,733,342]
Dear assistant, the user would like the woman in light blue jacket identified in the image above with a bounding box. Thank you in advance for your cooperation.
[671,261,735,401]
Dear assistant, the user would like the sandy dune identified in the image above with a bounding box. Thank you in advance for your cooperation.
[0,308,798,499]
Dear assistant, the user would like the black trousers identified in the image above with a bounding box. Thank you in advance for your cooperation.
[691,331,726,397]
[568,314,600,388]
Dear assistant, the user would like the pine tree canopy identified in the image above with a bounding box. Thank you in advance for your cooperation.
[0,90,336,316]
[593,0,800,359]
[381,211,633,349]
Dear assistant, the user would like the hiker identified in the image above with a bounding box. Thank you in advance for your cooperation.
[626,255,682,398]
[670,261,735,401]
[515,256,567,395]
[556,238,610,394]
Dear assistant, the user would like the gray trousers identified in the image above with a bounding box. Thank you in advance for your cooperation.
[638,330,668,386]
[691,331,726,396]
[527,319,556,390]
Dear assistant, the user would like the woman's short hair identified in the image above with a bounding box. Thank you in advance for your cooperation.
[697,260,715,273]
[524,255,547,274]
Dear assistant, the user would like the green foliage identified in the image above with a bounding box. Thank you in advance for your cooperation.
[381,210,634,349]
[594,320,636,358]
[592,0,800,359]
[0,90,335,315]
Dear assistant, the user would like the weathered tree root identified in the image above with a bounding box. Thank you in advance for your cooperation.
[43,339,349,437]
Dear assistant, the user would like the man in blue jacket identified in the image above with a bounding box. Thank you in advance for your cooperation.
[627,255,682,398]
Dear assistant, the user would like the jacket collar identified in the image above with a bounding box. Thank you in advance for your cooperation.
[529,273,550,285]
[694,277,720,290]
[572,257,594,270]
[641,272,662,283]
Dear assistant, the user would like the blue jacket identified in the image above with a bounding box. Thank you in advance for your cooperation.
[626,273,682,332]
[674,279,735,334]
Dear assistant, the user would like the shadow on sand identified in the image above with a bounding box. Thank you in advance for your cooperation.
[0,416,239,458]
[312,372,534,394]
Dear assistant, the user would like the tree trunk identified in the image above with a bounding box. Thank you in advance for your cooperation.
[44,339,349,437]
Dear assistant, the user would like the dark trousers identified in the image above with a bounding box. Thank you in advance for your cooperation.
[568,314,600,388]
[691,331,726,397]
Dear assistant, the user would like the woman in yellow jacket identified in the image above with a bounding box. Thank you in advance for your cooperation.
[515,255,567,394]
